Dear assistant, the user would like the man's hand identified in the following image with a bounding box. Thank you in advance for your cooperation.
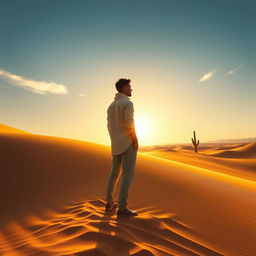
[132,137,139,150]
[126,124,138,150]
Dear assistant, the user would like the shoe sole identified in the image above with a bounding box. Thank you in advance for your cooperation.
[105,205,118,212]
[117,212,138,217]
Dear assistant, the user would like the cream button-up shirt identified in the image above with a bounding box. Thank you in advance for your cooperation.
[107,92,135,155]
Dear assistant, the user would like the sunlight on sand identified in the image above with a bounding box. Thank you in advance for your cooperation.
[0,129,255,256]
[1,199,223,256]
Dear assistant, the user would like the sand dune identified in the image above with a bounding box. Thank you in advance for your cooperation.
[209,142,256,159]
[2,199,224,256]
[139,143,251,155]
[0,132,256,256]
[140,142,256,181]
[0,123,30,134]
[142,150,256,182]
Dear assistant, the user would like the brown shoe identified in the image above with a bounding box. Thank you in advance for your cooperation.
[105,201,118,212]
[117,208,138,217]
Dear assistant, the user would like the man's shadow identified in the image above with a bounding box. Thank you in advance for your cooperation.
[76,209,133,256]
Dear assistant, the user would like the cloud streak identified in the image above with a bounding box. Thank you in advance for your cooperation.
[199,68,217,82]
[0,68,68,94]
[225,62,246,76]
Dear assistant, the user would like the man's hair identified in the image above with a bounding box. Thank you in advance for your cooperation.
[115,78,131,92]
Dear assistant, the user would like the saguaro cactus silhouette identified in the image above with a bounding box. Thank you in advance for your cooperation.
[191,130,199,153]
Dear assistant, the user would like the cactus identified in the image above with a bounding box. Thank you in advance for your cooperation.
[191,130,199,153]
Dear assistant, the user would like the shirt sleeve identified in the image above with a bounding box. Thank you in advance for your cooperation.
[123,101,135,129]
[107,106,111,132]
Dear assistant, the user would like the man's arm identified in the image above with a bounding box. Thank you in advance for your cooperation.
[123,102,138,146]
[107,107,110,132]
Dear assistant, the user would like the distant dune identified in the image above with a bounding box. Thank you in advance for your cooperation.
[140,143,256,181]
[140,142,256,158]
[139,143,250,153]
[0,126,256,256]
[206,137,256,143]
[209,142,256,158]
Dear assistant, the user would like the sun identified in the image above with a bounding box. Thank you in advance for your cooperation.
[134,114,152,145]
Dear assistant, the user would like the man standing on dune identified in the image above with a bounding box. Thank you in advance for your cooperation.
[105,78,139,217]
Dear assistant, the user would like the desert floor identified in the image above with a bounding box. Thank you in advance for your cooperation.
[0,131,255,256]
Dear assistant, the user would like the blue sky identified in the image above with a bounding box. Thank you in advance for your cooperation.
[0,0,255,145]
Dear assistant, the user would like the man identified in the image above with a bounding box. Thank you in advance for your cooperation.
[105,78,139,217]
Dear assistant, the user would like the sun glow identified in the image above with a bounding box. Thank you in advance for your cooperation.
[134,114,153,145]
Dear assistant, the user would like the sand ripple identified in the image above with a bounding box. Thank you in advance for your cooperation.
[0,199,224,256]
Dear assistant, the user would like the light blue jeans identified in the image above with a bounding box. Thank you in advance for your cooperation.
[105,143,138,210]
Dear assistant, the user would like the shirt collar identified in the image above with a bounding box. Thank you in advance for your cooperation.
[114,92,130,100]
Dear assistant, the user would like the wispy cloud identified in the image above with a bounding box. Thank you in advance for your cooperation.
[199,68,217,82]
[78,93,86,97]
[225,62,246,76]
[0,68,68,94]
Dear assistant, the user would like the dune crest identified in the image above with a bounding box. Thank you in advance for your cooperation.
[0,123,30,134]
[209,142,256,158]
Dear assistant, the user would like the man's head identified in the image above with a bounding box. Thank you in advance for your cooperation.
[115,78,132,97]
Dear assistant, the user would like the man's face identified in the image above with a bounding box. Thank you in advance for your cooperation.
[122,84,132,96]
